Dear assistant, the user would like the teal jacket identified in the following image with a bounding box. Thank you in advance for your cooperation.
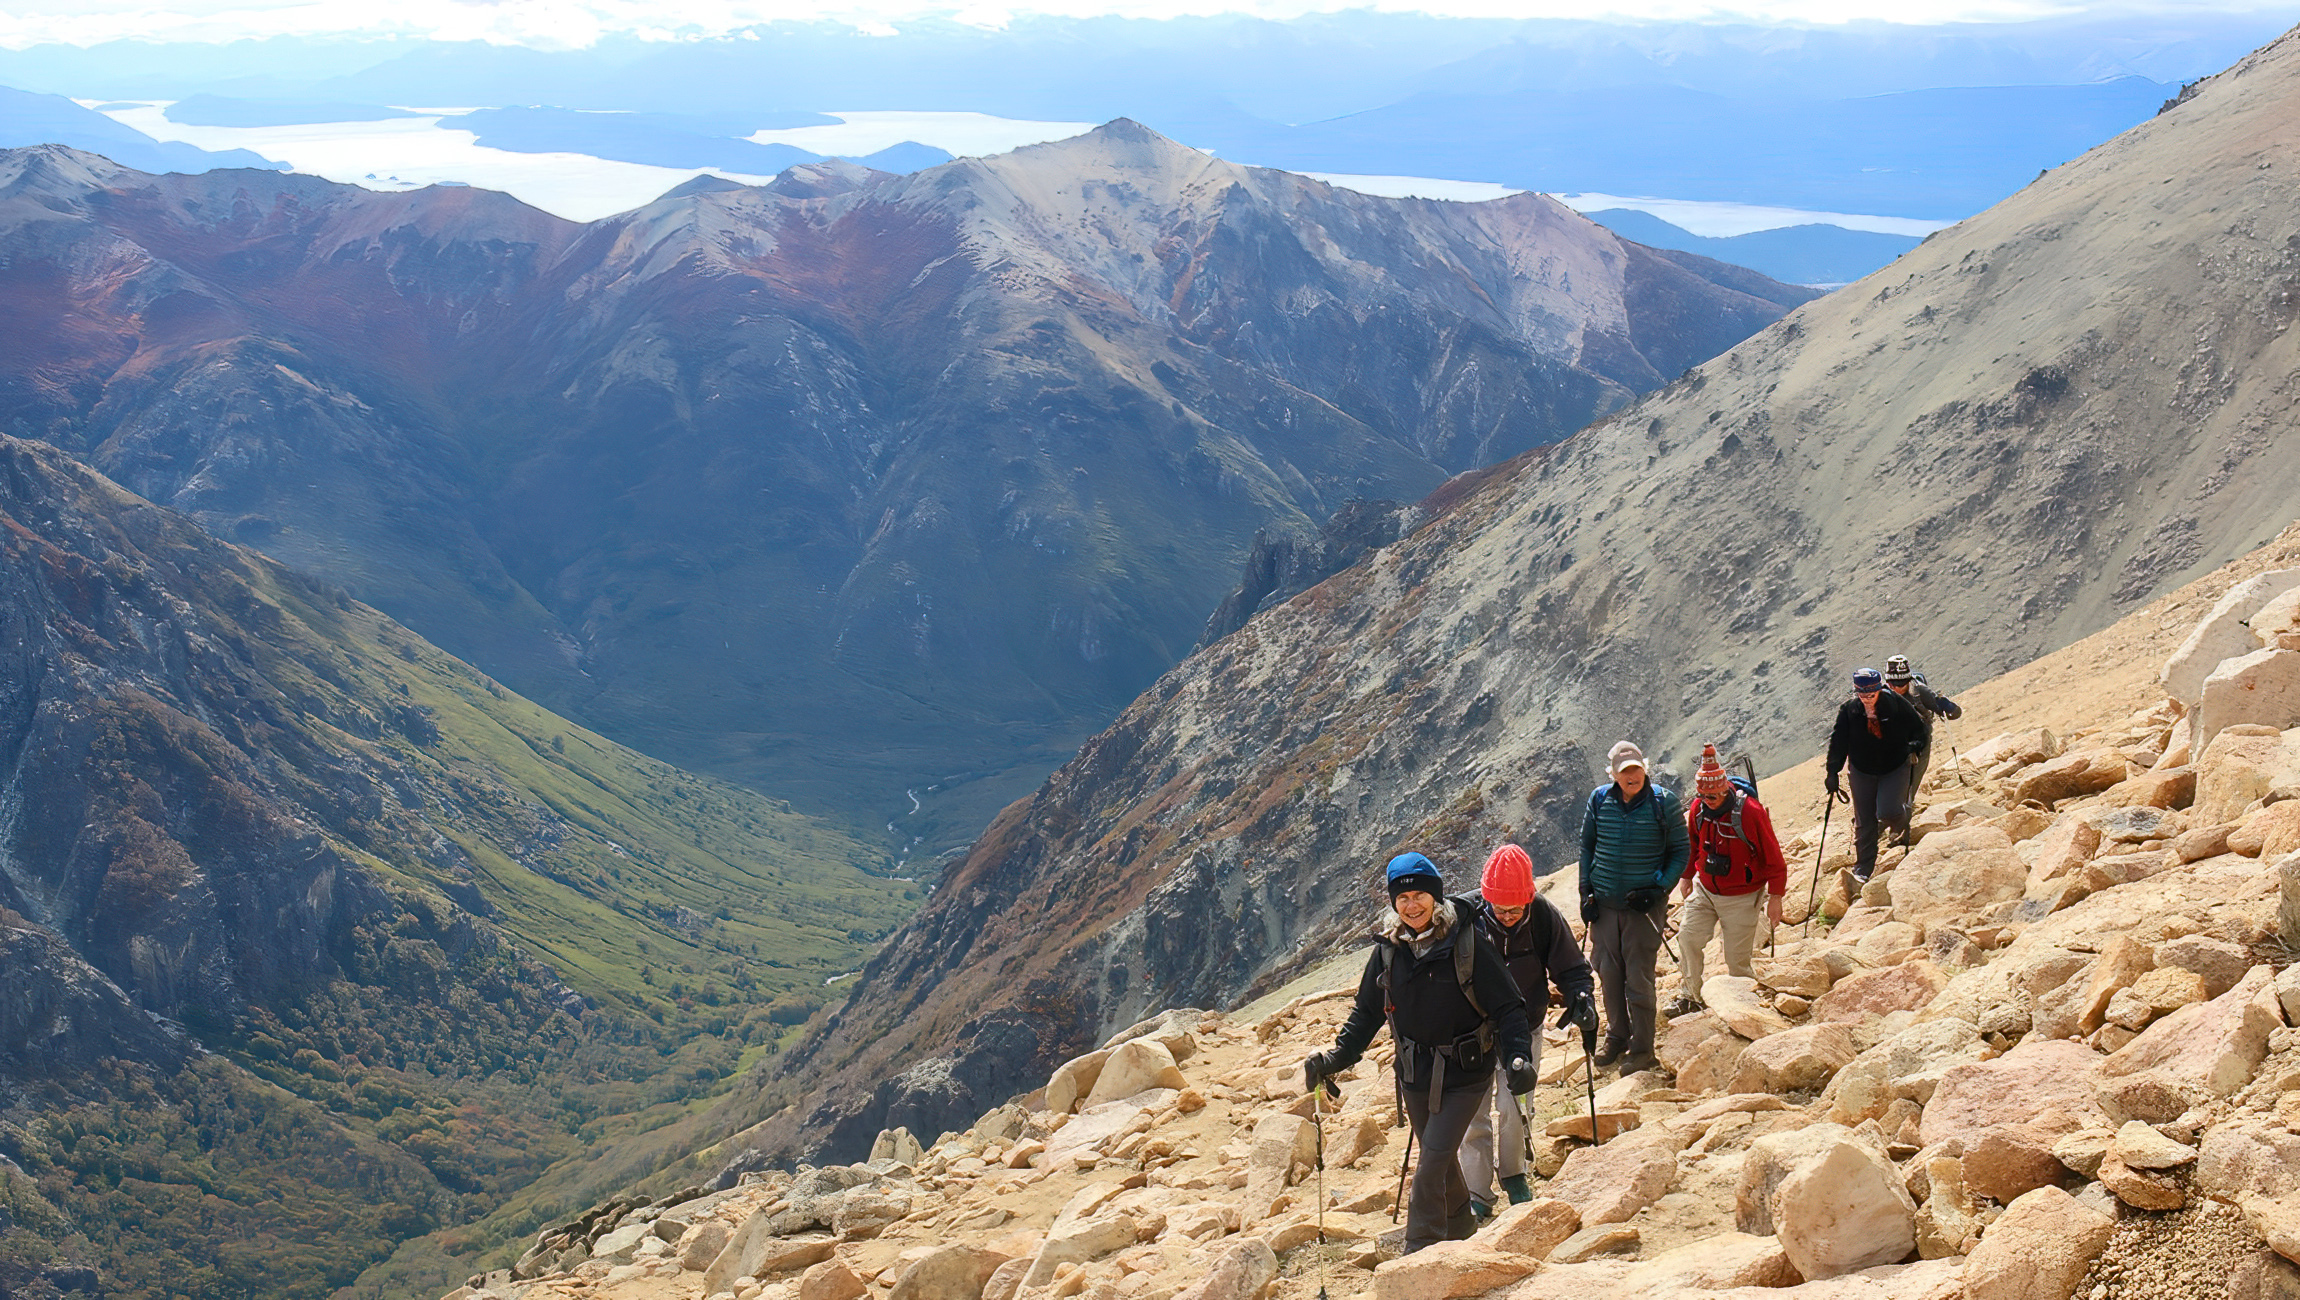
[1579,782,1691,903]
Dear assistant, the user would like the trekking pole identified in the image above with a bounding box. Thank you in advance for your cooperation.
[1803,797,1836,938]
[1644,908,1678,964]
[1390,1124,1416,1223]
[1581,1021,1602,1145]
[1310,1076,1338,1299]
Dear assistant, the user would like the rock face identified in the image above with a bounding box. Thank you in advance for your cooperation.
[0,131,1810,846]
[747,27,2300,1164]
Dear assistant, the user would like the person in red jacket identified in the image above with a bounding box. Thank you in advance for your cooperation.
[1666,745,1788,1016]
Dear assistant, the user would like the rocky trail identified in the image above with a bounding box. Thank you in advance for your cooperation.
[448,520,2300,1300]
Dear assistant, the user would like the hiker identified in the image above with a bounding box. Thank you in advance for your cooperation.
[1666,745,1787,1016]
[1461,843,1596,1217]
[1577,742,1689,1077]
[1886,654,1963,824]
[1825,666,1926,882]
[1302,852,1534,1253]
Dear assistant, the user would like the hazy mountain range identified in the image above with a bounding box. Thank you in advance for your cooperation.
[735,18,2300,1169]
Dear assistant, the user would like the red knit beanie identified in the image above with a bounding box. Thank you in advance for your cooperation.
[1696,743,1729,797]
[1481,844,1536,907]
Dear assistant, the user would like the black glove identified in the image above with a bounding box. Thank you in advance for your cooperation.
[1303,1052,1338,1095]
[1625,885,1663,912]
[1505,1058,1538,1095]
[1557,990,1598,1040]
[1579,893,1599,924]
[1824,770,1842,799]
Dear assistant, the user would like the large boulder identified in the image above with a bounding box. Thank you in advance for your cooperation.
[1737,1122,1857,1235]
[2193,725,2300,825]
[1045,1049,1111,1114]
[2099,963,2282,1102]
[1703,976,1793,1039]
[2197,649,2300,758]
[1369,1242,1537,1300]
[2199,1119,2300,1202]
[1961,1186,2115,1300]
[1172,1238,1277,1300]
[2156,934,2253,997]
[1731,1022,1859,1094]
[1773,1137,1919,1281]
[2074,936,2155,1036]
[1921,1039,2106,1148]
[1890,827,2025,929]
[1824,1017,1987,1125]
[1960,1124,2069,1204]
[1082,1038,1187,1108]
[1482,1198,1579,1258]
[1614,1233,1803,1292]
[1240,1112,1318,1219]
[2013,751,2129,807]
[1810,961,1948,1025]
[1546,1132,1679,1226]
[2162,569,2300,707]
[2230,801,2300,859]
[888,1246,1011,1300]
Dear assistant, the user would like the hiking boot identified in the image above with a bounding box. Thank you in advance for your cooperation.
[1468,1197,1493,1225]
[1852,864,1874,885]
[1593,1042,1625,1068]
[1447,1204,1478,1240]
[1662,995,1704,1018]
[1619,1050,1659,1077]
[1499,1174,1534,1204]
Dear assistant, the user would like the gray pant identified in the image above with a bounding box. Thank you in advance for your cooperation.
[1905,746,1932,824]
[1849,763,1911,876]
[1401,1074,1489,1253]
[1591,900,1669,1056]
[1460,1045,1540,1202]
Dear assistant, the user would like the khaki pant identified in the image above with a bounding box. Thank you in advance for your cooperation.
[1460,1044,1541,1202]
[1679,882,1768,1003]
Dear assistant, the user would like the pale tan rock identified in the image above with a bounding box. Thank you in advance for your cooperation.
[1239,1112,1317,1219]
[1545,1109,1640,1142]
[2172,823,2234,862]
[2098,767,2196,810]
[888,1247,1008,1300]
[801,1262,869,1300]
[2156,934,2252,997]
[2051,1128,2113,1178]
[1773,1137,1918,1281]
[1327,1112,1388,1169]
[2014,751,2129,807]
[1737,1122,1858,1235]
[1970,727,2065,771]
[1666,1092,1793,1134]
[1663,1013,1753,1094]
[1920,1039,2106,1148]
[2129,966,2209,1014]
[2231,801,2300,859]
[1962,1186,2115,1300]
[981,1258,1030,1300]
[2098,1154,2185,1210]
[2164,572,2300,705]
[1730,1022,1858,1094]
[870,1128,925,1167]
[706,1226,837,1297]
[1084,1040,1187,1109]
[1811,961,1947,1025]
[2092,1069,2200,1125]
[2197,650,2300,758]
[2237,1193,2300,1269]
[1758,953,1836,998]
[2075,935,2155,1035]
[1369,1242,1536,1300]
[1045,1100,1152,1163]
[2100,963,2281,1100]
[1960,1126,2065,1204]
[2198,1118,2300,1202]
[1617,1232,1802,1291]
[683,1222,735,1271]
[1914,1156,1977,1260]
[1482,1198,1579,1258]
[1704,975,1793,1039]
[1890,825,2026,931]
[1049,1050,1114,1114]
[1548,1225,1640,1264]
[2107,1120,2197,1169]
[2026,819,2104,889]
[2193,725,2296,825]
[1170,1239,1275,1300]
[1545,1133,1678,1226]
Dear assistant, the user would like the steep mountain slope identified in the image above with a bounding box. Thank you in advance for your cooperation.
[0,437,908,1300]
[0,127,1811,848]
[742,25,2300,1162]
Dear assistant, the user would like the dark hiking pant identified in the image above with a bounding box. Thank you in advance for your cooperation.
[1402,1073,1491,1253]
[1904,746,1932,824]
[1591,900,1669,1057]
[1850,763,1911,877]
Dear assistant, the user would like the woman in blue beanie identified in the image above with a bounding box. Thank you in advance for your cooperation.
[1303,852,1534,1251]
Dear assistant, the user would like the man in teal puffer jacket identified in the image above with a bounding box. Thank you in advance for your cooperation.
[1577,741,1689,1076]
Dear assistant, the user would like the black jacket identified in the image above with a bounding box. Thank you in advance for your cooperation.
[1827,688,1926,778]
[1465,890,1594,1021]
[1326,897,1533,1088]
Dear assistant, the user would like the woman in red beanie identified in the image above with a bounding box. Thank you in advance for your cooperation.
[1461,843,1596,1214]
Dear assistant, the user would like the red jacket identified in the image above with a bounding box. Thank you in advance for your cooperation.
[1682,791,1788,898]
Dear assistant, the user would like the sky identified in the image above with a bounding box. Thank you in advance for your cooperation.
[6,0,2295,49]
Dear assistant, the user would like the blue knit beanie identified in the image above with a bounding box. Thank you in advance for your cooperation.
[1385,851,1444,901]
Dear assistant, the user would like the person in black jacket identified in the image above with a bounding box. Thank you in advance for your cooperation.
[1461,843,1595,1214]
[1886,654,1963,827]
[1304,852,1535,1253]
[1825,666,1927,883]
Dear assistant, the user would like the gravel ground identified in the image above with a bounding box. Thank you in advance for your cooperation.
[2079,1201,2300,1300]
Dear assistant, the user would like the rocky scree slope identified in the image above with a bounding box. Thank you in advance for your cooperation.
[0,128,1808,846]
[0,437,908,1300]
[456,521,2300,1300]
[737,24,2300,1161]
